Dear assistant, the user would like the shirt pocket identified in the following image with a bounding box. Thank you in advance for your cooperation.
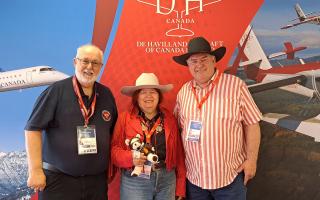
[216,97,241,123]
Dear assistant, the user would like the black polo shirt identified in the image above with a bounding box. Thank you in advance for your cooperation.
[25,77,118,176]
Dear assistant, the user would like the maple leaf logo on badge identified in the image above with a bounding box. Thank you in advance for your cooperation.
[102,110,111,122]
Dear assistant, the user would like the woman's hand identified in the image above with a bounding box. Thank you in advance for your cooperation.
[132,151,147,166]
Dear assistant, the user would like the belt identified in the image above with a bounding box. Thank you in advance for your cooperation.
[151,161,166,171]
[42,162,61,173]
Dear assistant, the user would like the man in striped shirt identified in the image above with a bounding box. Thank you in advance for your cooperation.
[173,37,262,200]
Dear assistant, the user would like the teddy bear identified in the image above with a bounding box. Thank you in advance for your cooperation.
[125,134,159,176]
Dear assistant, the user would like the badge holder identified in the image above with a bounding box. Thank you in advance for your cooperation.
[77,125,98,155]
[138,161,152,179]
[186,120,202,142]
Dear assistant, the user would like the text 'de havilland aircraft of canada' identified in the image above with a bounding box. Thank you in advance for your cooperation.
[281,3,320,29]
[0,66,68,92]
[231,25,320,142]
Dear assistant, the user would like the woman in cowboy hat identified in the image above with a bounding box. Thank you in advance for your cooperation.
[111,73,186,200]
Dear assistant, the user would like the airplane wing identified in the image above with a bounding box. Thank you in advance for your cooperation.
[260,73,315,97]
[281,18,315,29]
[281,20,308,29]
[268,52,286,59]
[248,74,307,94]
[262,113,320,142]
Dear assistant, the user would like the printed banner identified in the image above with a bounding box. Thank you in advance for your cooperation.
[93,0,264,112]
[92,1,263,199]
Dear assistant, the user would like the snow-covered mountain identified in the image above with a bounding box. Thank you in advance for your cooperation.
[0,151,33,200]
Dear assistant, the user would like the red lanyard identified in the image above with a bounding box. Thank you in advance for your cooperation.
[140,117,161,144]
[72,76,97,126]
[192,72,222,110]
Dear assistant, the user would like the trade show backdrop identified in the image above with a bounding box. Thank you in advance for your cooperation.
[0,0,319,199]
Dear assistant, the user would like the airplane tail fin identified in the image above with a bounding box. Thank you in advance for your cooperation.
[284,42,294,59]
[295,3,306,21]
[227,27,252,75]
[238,25,272,80]
[240,26,272,70]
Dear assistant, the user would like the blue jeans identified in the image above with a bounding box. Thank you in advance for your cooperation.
[120,168,176,200]
[186,172,246,200]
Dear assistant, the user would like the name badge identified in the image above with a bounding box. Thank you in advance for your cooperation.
[186,120,202,142]
[77,125,97,155]
[138,161,152,179]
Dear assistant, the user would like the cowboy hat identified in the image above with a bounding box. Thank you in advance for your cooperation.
[173,36,226,66]
[121,73,173,96]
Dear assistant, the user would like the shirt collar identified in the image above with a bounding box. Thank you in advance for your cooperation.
[191,69,219,90]
[138,108,162,123]
[75,78,96,100]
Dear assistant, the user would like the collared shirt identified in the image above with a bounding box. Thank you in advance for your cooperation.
[175,73,262,189]
[25,77,118,176]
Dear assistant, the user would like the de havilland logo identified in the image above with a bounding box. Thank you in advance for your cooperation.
[137,0,223,38]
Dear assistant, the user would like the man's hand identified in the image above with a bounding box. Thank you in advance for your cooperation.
[27,168,46,192]
[175,196,185,200]
[237,159,257,185]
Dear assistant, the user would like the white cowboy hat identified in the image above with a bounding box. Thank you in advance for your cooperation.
[121,73,173,96]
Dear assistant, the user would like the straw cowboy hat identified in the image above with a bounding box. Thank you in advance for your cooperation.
[173,36,226,66]
[121,73,173,96]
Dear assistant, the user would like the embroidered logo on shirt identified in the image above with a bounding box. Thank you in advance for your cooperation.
[102,110,111,122]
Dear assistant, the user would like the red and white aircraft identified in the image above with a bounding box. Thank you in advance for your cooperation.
[230,25,320,142]
[236,25,320,99]
[0,66,68,92]
[281,3,320,29]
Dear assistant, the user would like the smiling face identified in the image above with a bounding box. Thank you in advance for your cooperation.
[73,45,103,88]
[187,53,216,86]
[137,88,160,117]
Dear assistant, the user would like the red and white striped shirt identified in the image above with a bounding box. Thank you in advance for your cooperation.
[175,72,262,189]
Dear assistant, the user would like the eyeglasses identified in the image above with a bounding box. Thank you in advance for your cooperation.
[186,55,214,66]
[76,58,103,68]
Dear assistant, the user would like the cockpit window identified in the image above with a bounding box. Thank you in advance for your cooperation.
[39,67,54,72]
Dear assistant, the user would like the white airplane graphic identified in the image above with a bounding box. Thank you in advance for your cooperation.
[0,66,68,92]
[281,3,320,29]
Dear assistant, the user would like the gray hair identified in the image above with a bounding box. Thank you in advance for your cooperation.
[76,44,103,62]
